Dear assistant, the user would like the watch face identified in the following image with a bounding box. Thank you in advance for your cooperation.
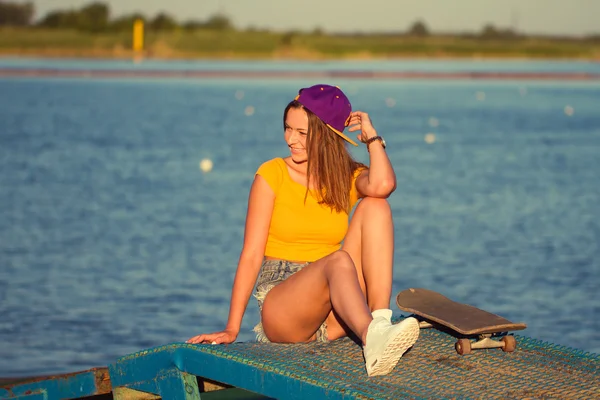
[381,138,387,148]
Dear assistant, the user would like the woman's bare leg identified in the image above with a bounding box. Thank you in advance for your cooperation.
[338,197,418,377]
[261,250,372,344]
[261,198,418,376]
[262,198,419,376]
[325,197,395,340]
[345,197,395,309]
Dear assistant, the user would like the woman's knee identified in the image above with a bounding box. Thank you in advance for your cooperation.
[355,197,392,218]
[324,250,355,273]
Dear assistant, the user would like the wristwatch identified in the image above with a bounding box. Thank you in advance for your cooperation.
[365,136,386,151]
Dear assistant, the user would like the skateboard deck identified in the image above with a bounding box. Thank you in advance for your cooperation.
[396,288,527,354]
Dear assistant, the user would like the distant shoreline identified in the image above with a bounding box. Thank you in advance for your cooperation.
[2,27,599,63]
[1,49,599,63]
[1,66,599,81]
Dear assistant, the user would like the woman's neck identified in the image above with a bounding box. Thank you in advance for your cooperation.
[283,157,313,188]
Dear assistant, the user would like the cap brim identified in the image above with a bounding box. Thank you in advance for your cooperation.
[327,124,358,146]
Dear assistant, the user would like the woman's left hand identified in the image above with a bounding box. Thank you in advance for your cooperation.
[347,111,377,143]
[186,328,238,345]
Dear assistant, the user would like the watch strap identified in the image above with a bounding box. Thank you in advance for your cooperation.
[365,136,385,150]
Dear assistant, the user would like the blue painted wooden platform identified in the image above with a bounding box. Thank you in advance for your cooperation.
[3,317,600,399]
[108,318,599,399]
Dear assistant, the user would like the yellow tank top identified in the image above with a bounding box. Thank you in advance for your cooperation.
[256,158,362,262]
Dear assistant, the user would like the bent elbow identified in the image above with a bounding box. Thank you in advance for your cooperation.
[373,179,397,198]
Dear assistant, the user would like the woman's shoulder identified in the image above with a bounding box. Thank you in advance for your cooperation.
[256,157,288,189]
[257,157,286,171]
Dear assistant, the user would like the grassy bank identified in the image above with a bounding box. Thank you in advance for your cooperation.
[1,27,599,60]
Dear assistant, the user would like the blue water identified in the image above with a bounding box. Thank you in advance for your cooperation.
[1,59,599,377]
[2,56,600,74]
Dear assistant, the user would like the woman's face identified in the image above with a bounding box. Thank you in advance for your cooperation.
[284,107,309,163]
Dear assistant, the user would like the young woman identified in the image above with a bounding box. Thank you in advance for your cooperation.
[188,84,419,376]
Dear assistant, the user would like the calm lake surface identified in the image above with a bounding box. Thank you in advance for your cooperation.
[0,58,599,376]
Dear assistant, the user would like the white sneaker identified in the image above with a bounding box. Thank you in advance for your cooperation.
[363,310,419,377]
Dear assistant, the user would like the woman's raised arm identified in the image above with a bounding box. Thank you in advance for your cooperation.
[349,111,397,199]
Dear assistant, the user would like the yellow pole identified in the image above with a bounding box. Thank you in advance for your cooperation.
[133,19,144,52]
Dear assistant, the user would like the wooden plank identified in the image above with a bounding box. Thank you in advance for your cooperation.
[0,367,110,400]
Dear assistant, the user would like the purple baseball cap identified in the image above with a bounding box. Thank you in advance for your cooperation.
[294,84,358,146]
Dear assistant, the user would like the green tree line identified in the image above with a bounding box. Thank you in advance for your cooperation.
[0,1,232,32]
[1,0,597,41]
[0,1,34,26]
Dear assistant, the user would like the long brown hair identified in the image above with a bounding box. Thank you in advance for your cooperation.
[284,100,365,213]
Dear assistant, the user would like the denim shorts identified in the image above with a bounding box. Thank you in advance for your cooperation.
[253,259,328,343]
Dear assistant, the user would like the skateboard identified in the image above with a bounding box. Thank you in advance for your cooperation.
[396,288,527,355]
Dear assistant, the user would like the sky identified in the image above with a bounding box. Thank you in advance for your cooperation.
[22,0,600,36]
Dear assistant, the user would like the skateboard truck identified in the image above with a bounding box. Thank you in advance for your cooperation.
[457,335,517,355]
[418,320,517,355]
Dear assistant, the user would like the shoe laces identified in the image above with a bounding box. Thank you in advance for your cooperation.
[370,317,392,334]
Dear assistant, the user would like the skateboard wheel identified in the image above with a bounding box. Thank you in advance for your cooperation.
[455,339,472,355]
[501,335,517,352]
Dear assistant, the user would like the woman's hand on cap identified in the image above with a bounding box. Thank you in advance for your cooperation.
[347,111,377,143]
